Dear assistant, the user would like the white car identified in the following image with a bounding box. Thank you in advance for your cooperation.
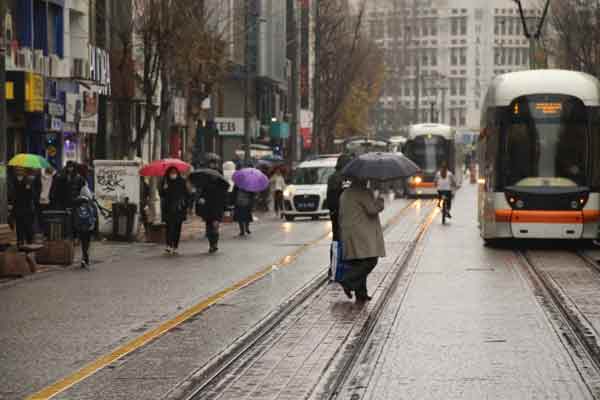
[282,157,337,221]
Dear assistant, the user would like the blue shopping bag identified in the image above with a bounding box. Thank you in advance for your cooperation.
[330,241,350,282]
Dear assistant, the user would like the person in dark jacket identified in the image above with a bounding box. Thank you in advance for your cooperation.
[232,185,255,236]
[50,161,86,210]
[73,189,98,269]
[196,160,228,253]
[326,154,353,242]
[10,169,37,246]
[159,167,191,255]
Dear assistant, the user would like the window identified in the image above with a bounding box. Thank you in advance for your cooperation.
[451,18,458,35]
[501,48,507,65]
[501,19,507,35]
[450,78,457,96]
[515,18,522,35]
[431,20,438,36]
[450,109,458,126]
[451,48,458,66]
[515,47,521,65]
[460,17,467,35]
[460,47,467,65]
[422,52,429,66]
[495,18,500,35]
[508,48,514,64]
[422,22,428,37]
[494,48,501,65]
[508,19,514,35]
[523,48,529,65]
[459,109,466,126]
[459,79,466,96]
[431,49,438,66]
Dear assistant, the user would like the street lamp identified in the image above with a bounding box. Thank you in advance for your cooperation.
[513,0,551,69]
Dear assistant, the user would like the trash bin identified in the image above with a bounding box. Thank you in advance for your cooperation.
[112,201,137,241]
[42,210,73,240]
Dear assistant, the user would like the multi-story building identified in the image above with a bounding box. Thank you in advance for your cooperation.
[366,0,540,135]
[6,0,111,168]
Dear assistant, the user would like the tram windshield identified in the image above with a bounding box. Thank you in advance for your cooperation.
[502,95,588,188]
[405,135,448,175]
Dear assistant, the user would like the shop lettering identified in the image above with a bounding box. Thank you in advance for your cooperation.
[216,122,237,132]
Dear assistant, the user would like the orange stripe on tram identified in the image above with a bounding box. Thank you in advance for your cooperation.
[411,182,435,188]
[494,209,512,223]
[511,210,583,224]
[583,210,600,223]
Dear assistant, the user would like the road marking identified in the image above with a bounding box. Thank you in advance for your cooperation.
[25,231,331,400]
[26,200,417,400]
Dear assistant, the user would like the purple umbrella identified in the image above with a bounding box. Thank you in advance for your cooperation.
[232,168,269,193]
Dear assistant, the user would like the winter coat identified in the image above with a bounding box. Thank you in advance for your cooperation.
[326,171,345,214]
[339,186,386,261]
[50,172,86,210]
[232,186,254,223]
[196,178,227,221]
[159,176,190,223]
[11,178,37,218]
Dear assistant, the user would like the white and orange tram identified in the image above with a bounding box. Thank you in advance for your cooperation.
[478,70,600,244]
[405,123,463,196]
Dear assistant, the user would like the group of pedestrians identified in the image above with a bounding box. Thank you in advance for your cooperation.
[8,160,98,268]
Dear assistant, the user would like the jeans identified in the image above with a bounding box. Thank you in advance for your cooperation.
[16,214,34,246]
[437,190,452,211]
[166,219,183,249]
[79,230,91,264]
[273,190,284,214]
[238,221,250,234]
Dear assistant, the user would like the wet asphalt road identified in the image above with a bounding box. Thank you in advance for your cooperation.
[6,184,600,399]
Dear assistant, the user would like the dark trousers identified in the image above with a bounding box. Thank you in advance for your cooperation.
[438,190,453,211]
[15,214,34,245]
[342,257,378,297]
[238,221,250,234]
[79,230,91,263]
[166,219,183,249]
[206,219,220,248]
[273,190,284,214]
[330,212,340,242]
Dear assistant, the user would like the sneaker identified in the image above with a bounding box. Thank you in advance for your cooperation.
[81,261,89,269]
[165,247,172,254]
[172,248,179,255]
[209,246,218,254]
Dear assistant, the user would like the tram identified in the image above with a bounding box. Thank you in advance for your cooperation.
[404,123,463,196]
[342,137,391,155]
[478,70,600,243]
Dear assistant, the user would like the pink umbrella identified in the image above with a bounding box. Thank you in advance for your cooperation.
[232,168,269,193]
[139,159,191,177]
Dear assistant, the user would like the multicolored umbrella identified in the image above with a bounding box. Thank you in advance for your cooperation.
[8,153,51,169]
[139,158,191,177]
[232,168,269,193]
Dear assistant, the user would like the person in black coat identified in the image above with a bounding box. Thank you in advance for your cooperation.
[195,160,228,253]
[50,161,86,210]
[159,167,191,255]
[232,186,255,236]
[326,154,353,242]
[9,170,37,246]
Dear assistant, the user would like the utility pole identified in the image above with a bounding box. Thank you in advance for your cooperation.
[412,0,419,123]
[0,0,7,225]
[312,0,321,155]
[289,0,300,165]
[243,0,252,162]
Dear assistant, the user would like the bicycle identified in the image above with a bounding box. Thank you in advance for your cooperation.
[439,192,451,225]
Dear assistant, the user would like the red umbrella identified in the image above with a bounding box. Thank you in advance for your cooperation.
[139,159,191,177]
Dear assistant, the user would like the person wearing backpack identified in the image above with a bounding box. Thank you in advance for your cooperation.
[73,188,97,269]
[159,167,191,255]
[232,185,255,236]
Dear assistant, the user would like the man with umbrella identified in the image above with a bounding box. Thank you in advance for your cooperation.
[191,157,228,254]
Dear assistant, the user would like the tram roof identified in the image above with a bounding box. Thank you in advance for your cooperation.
[408,124,455,140]
[486,69,600,106]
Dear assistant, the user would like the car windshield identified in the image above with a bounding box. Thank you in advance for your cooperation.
[292,167,335,185]
[502,95,589,188]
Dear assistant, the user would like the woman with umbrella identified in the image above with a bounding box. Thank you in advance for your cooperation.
[338,152,419,302]
[158,166,192,255]
[9,168,38,247]
[232,167,269,235]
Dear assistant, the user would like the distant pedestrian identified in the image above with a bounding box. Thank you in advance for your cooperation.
[196,160,228,253]
[339,178,386,303]
[233,186,255,236]
[39,167,55,234]
[73,188,97,269]
[159,167,191,255]
[50,161,86,210]
[10,169,37,247]
[270,168,286,217]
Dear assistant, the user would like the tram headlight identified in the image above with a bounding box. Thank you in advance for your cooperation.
[413,176,422,184]
[515,200,525,209]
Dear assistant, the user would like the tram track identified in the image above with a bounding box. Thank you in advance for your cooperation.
[517,249,600,397]
[164,199,437,400]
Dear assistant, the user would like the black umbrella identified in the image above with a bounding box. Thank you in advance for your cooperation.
[341,152,419,181]
[189,168,229,189]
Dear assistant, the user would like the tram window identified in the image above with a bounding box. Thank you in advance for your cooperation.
[502,96,588,188]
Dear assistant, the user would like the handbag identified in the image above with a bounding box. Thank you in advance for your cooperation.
[330,241,349,282]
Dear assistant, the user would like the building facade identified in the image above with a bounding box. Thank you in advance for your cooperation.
[366,0,540,135]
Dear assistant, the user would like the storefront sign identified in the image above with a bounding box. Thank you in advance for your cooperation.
[79,88,99,134]
[65,93,81,124]
[6,81,14,100]
[25,72,44,112]
[215,117,244,136]
[173,97,186,126]
[48,102,64,117]
[50,117,63,132]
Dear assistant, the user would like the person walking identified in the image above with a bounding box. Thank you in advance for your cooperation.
[233,185,255,236]
[159,167,191,255]
[326,154,352,241]
[50,161,86,210]
[38,167,55,235]
[339,178,386,303]
[270,168,286,217]
[10,169,37,247]
[73,188,97,269]
[195,160,227,253]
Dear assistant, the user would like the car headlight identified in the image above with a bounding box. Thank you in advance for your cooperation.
[283,188,292,199]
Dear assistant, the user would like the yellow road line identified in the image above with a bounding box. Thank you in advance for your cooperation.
[25,231,331,400]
